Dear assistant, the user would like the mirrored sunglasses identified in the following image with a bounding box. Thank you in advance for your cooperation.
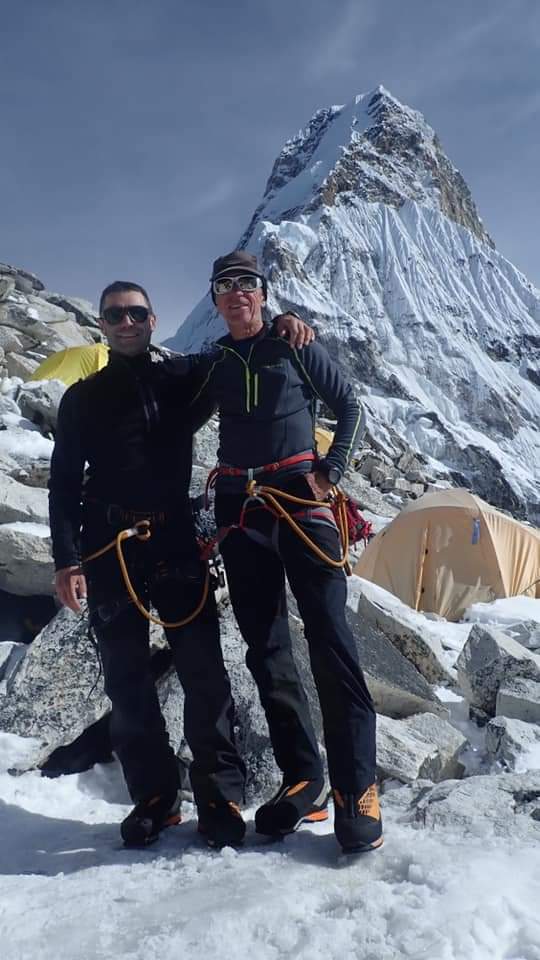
[102,305,151,326]
[212,275,263,296]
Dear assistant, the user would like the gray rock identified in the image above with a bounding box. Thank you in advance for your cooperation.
[6,353,40,380]
[377,712,466,783]
[3,297,95,354]
[355,582,454,685]
[0,606,108,743]
[40,292,100,329]
[193,417,219,470]
[0,325,32,354]
[496,678,540,725]
[11,460,51,490]
[503,620,540,652]
[0,262,44,293]
[17,379,66,432]
[485,716,540,771]
[0,524,54,595]
[408,772,540,841]
[0,452,23,480]
[341,468,398,518]
[457,624,540,716]
[0,395,21,418]
[0,641,26,689]
[0,278,16,301]
[287,596,446,720]
[0,474,49,524]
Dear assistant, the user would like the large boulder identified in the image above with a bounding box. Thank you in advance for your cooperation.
[344,604,447,718]
[485,716,540,772]
[17,379,66,433]
[407,772,540,841]
[0,523,54,595]
[496,678,540,725]
[353,578,455,686]
[457,625,540,717]
[0,474,49,524]
[377,712,466,783]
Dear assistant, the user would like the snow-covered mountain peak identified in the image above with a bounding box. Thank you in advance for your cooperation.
[166,87,540,522]
[241,86,492,249]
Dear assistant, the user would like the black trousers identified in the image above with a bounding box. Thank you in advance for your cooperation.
[216,476,376,793]
[81,504,246,807]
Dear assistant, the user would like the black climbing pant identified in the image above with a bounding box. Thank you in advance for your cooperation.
[82,503,246,806]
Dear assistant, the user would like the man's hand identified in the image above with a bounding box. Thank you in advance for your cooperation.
[305,471,332,501]
[275,313,315,349]
[55,566,87,613]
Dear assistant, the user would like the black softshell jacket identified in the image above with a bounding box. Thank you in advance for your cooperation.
[48,348,200,570]
[190,325,362,477]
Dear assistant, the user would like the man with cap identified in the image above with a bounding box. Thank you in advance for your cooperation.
[49,278,311,850]
[189,251,382,856]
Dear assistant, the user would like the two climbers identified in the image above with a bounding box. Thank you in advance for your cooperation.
[49,280,304,849]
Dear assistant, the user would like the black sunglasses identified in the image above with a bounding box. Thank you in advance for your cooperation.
[102,305,151,326]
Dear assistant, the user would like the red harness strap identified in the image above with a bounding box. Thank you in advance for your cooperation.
[205,452,316,509]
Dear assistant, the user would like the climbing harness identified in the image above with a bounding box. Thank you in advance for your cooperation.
[242,479,352,573]
[82,520,209,629]
[205,452,316,508]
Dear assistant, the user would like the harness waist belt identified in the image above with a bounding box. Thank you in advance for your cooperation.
[217,451,315,478]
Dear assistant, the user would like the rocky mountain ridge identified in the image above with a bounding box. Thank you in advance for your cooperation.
[166,86,540,522]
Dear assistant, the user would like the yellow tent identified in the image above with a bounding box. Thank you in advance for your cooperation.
[30,343,109,386]
[315,426,334,455]
[354,488,540,621]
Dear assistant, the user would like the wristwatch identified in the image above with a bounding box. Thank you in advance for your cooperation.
[320,463,341,485]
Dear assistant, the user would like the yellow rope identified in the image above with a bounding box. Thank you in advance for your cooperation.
[82,520,210,629]
[245,480,352,573]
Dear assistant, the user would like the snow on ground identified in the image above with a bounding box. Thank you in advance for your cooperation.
[465,597,540,629]
[1,733,540,960]
[348,577,540,666]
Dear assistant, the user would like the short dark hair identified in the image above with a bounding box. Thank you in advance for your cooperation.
[99,281,154,316]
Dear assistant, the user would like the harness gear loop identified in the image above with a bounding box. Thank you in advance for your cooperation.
[243,479,352,574]
[82,520,209,629]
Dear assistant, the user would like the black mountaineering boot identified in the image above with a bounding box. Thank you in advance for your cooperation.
[333,785,383,854]
[121,790,182,847]
[197,799,246,849]
[255,778,329,837]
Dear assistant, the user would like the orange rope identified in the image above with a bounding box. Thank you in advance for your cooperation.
[244,480,352,573]
[82,520,209,629]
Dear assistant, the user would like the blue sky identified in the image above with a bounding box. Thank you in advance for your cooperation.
[2,0,539,340]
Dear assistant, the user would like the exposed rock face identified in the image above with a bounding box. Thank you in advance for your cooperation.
[0,524,54,596]
[0,474,49,525]
[355,581,454,685]
[406,772,540,841]
[457,625,540,717]
[496,678,540,725]
[0,262,101,382]
[377,712,466,783]
[168,86,540,522]
[485,716,540,772]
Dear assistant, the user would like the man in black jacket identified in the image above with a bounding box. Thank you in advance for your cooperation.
[49,279,308,849]
[190,251,382,855]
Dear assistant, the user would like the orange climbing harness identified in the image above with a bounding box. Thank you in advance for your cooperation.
[82,520,209,629]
